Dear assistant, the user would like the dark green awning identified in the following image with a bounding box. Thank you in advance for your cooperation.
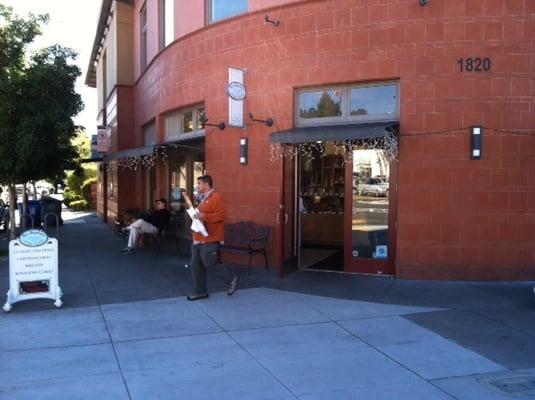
[270,121,398,144]
[103,145,156,162]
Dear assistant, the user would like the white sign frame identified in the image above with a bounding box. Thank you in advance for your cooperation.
[3,230,62,312]
[228,68,245,127]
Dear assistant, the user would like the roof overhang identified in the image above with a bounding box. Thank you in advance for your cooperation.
[270,121,398,144]
[85,0,135,87]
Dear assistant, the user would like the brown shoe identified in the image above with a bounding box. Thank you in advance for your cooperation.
[227,275,239,296]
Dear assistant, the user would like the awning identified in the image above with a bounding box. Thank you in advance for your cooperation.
[270,121,398,144]
[102,134,206,162]
[103,145,156,162]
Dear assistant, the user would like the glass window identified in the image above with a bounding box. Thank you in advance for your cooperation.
[140,2,148,69]
[210,0,247,22]
[143,121,157,145]
[350,84,397,120]
[197,107,205,130]
[165,113,179,139]
[164,104,205,141]
[159,0,174,49]
[352,149,390,260]
[296,82,398,126]
[299,89,343,120]
[183,110,193,133]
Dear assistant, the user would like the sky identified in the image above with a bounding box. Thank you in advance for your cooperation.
[2,0,102,136]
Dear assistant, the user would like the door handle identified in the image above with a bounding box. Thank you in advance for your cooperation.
[277,205,287,224]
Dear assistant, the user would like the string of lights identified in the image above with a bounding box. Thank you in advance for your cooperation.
[269,131,399,164]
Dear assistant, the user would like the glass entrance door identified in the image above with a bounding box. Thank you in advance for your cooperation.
[344,148,396,275]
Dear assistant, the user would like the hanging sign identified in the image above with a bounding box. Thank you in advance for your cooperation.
[97,126,109,154]
[3,230,62,312]
[228,68,245,127]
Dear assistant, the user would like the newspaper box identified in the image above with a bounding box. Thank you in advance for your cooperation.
[3,229,62,312]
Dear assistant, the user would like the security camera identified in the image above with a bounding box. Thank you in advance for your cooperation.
[419,0,429,6]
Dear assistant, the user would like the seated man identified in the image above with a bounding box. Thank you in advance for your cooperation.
[122,198,171,254]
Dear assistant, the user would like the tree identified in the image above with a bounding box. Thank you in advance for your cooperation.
[0,4,83,238]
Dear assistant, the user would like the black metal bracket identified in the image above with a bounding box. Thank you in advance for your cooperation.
[200,115,225,130]
[264,15,280,27]
[419,0,429,6]
[249,113,273,127]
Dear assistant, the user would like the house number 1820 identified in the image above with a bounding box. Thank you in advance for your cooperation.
[457,57,491,72]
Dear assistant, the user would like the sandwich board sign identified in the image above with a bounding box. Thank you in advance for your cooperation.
[3,229,62,312]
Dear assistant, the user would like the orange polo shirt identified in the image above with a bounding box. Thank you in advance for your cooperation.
[192,191,226,243]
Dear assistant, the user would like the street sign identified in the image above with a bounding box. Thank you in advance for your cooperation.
[3,229,62,312]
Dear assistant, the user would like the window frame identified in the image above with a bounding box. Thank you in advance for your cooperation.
[207,0,248,23]
[140,2,148,70]
[295,82,399,127]
[164,104,206,142]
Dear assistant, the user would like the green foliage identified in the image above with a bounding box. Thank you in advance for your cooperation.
[62,189,82,207]
[81,177,97,203]
[71,132,91,160]
[69,199,88,210]
[66,166,96,196]
[0,5,83,186]
[66,170,84,195]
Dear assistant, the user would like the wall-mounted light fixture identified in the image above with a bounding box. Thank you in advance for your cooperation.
[419,0,429,6]
[249,112,274,127]
[240,138,248,165]
[471,126,482,160]
[199,114,225,130]
[264,15,280,27]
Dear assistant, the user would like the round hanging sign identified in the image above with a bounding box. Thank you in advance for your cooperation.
[19,229,48,247]
[227,81,246,101]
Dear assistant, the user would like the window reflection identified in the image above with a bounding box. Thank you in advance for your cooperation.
[350,85,397,118]
[352,149,389,260]
[183,111,193,133]
[299,90,343,119]
[210,0,247,22]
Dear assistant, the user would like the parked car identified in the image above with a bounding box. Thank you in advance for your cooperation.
[356,176,389,197]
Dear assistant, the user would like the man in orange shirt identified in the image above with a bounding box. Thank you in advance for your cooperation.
[183,175,238,301]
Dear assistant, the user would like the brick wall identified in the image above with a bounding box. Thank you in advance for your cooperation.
[116,0,534,279]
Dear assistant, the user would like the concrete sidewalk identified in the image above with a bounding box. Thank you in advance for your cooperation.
[0,211,534,399]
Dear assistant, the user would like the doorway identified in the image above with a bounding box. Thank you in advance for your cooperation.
[298,143,345,271]
[296,143,396,275]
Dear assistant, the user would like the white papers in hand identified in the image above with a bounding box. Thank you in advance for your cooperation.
[186,207,209,237]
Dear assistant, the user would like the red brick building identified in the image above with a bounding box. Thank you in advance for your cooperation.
[86,0,535,280]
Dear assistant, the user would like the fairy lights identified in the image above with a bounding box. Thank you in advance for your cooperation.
[269,131,399,164]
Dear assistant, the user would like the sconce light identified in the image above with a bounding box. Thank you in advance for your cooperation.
[471,126,482,160]
[240,138,248,165]
[419,0,429,6]
[264,15,280,27]
[248,112,274,127]
[199,114,225,130]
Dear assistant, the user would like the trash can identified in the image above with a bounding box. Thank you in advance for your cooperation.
[40,197,63,226]
[17,200,42,227]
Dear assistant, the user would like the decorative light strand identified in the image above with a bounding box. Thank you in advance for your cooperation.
[270,131,399,164]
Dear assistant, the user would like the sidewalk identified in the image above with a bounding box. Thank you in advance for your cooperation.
[0,211,534,399]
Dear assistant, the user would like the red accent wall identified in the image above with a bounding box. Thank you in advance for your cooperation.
[116,0,534,280]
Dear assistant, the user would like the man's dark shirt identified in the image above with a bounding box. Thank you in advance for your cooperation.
[147,209,171,230]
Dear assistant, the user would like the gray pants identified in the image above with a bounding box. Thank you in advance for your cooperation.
[190,242,234,295]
